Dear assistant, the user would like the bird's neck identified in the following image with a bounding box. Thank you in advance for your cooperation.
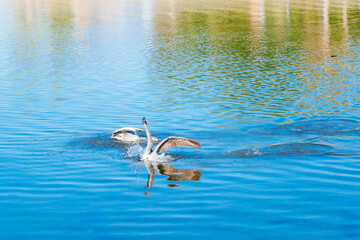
[143,122,154,156]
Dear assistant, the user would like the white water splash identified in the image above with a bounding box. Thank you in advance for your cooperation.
[247,148,263,157]
[126,141,175,162]
[127,142,144,158]
[146,153,175,163]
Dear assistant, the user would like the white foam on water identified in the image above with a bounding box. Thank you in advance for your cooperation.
[127,142,144,158]
[126,141,175,162]
[147,153,175,163]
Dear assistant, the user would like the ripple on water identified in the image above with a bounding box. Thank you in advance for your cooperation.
[228,143,335,158]
[1,0,360,238]
[244,118,360,136]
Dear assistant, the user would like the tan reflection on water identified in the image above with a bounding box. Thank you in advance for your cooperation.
[12,0,359,65]
[298,0,354,116]
[149,0,359,117]
[15,0,136,25]
[151,0,354,57]
[11,0,360,117]
[144,161,201,196]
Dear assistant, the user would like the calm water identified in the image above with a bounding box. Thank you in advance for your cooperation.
[1,0,360,239]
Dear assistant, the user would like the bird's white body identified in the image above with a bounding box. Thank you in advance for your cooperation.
[113,132,142,142]
[141,151,152,160]
[112,127,157,143]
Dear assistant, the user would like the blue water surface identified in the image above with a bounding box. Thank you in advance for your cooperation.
[1,0,360,239]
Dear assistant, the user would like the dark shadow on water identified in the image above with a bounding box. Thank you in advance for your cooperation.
[73,134,139,150]
[70,117,360,163]
[244,118,360,136]
[83,136,127,149]
[72,132,337,160]
[227,143,335,158]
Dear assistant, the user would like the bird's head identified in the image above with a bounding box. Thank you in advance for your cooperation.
[142,117,147,124]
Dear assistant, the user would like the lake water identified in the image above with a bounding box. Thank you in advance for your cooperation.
[1,0,360,239]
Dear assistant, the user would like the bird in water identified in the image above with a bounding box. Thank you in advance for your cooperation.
[112,127,158,143]
[141,117,201,161]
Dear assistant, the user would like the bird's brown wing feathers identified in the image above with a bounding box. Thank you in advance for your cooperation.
[154,136,201,154]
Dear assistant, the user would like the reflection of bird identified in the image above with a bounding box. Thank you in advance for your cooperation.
[141,117,201,161]
[112,127,158,142]
[144,161,201,190]
[156,163,201,182]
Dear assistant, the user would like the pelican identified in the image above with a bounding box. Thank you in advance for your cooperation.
[141,117,201,161]
[112,127,158,142]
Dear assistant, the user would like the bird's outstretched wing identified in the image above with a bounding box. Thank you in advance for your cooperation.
[154,136,201,154]
[112,127,143,136]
